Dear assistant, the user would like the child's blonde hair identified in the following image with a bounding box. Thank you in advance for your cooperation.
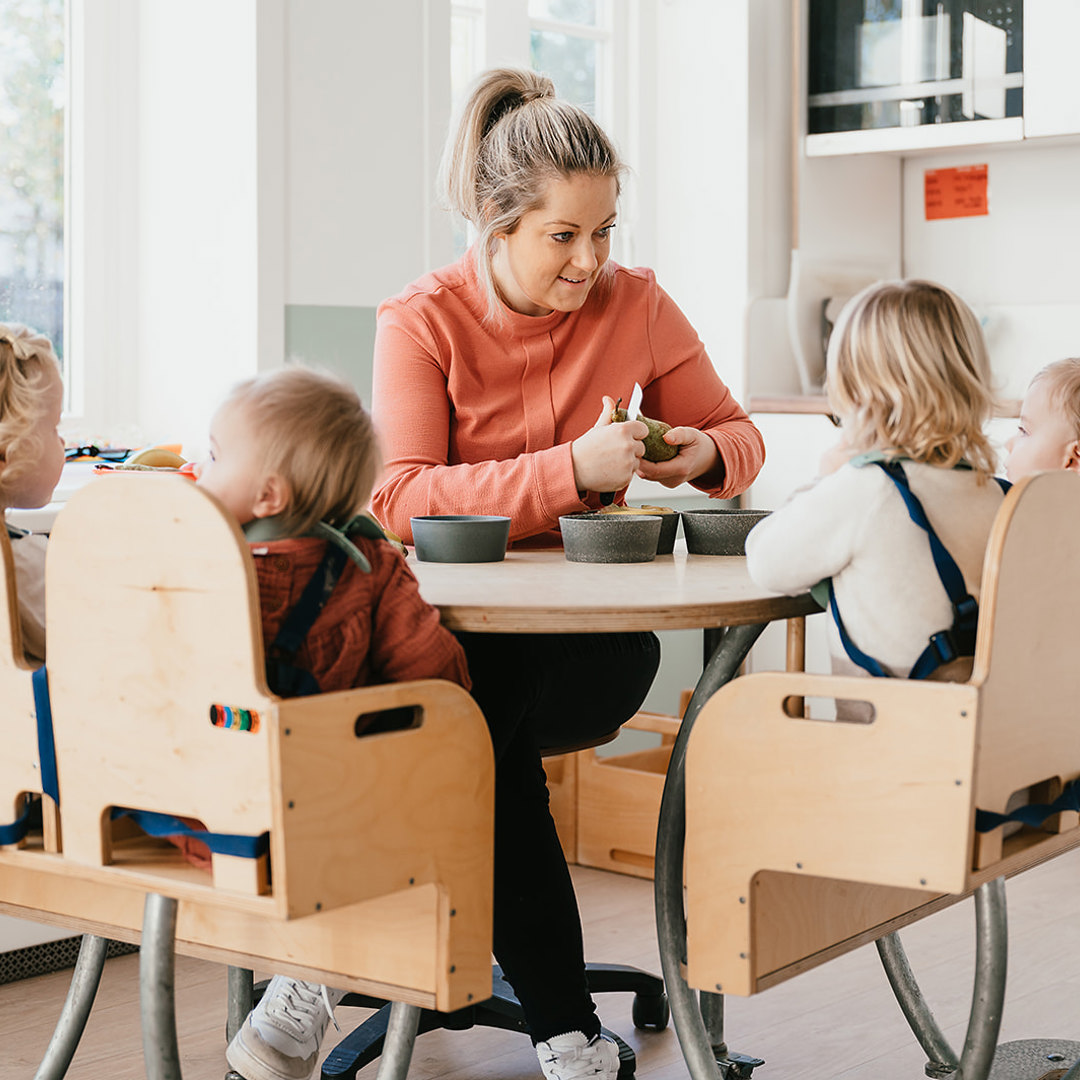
[0,323,61,505]
[441,66,625,322]
[1029,357,1080,439]
[224,367,380,537]
[826,279,997,476]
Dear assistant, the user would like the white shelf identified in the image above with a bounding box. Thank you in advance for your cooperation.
[805,116,1023,157]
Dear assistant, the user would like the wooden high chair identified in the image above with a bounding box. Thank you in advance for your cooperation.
[664,469,1080,1080]
[0,474,495,1079]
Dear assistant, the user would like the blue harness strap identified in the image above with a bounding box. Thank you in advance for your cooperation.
[829,462,1010,680]
[32,666,60,804]
[0,796,32,846]
[264,541,349,698]
[975,781,1080,833]
[110,807,270,858]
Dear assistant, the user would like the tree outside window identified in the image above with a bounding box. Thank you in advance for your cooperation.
[0,0,66,375]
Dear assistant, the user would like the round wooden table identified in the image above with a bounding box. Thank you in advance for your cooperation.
[410,548,819,634]
[412,546,821,1079]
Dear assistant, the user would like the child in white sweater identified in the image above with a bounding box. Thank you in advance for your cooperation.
[746,280,1007,682]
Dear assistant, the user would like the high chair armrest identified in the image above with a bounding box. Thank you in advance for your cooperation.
[684,669,980,996]
[686,669,980,891]
[271,679,494,920]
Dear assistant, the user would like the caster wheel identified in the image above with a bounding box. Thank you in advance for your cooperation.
[632,991,670,1030]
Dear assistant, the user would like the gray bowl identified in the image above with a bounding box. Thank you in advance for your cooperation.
[411,515,511,563]
[681,508,771,556]
[560,513,661,564]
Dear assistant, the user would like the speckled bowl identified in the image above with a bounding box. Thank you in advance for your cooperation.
[681,508,771,556]
[411,515,511,563]
[559,513,662,564]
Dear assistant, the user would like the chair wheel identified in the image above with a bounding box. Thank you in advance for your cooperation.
[632,991,670,1030]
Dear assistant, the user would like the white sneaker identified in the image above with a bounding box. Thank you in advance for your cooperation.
[226,975,346,1080]
[536,1031,620,1080]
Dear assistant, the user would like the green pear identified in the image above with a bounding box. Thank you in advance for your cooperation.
[611,397,678,462]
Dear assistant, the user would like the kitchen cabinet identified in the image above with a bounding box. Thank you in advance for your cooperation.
[805,1,1080,157]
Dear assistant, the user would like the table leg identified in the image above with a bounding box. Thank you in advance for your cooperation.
[654,623,767,1080]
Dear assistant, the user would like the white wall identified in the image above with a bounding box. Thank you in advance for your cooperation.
[653,1,750,400]
[285,0,453,307]
[133,0,264,447]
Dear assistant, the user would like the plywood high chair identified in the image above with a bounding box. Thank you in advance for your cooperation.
[0,474,495,1079]
[664,469,1080,1080]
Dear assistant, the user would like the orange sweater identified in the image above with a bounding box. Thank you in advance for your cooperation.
[372,250,765,546]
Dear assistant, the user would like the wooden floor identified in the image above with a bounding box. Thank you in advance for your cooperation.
[2,851,1079,1080]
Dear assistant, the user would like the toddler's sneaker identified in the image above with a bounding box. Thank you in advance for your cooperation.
[226,975,345,1080]
[536,1030,620,1080]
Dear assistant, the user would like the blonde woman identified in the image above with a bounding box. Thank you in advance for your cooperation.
[371,67,764,1080]
[0,323,65,663]
[747,279,1006,682]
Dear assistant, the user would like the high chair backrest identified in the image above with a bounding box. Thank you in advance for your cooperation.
[968,468,1080,867]
[0,528,50,849]
[45,474,276,873]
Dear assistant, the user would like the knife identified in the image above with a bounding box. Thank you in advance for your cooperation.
[600,382,644,506]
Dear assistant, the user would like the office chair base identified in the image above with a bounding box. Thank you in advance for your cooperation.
[316,964,665,1080]
[978,1039,1080,1080]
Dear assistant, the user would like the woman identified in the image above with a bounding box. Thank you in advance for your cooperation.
[372,67,764,1080]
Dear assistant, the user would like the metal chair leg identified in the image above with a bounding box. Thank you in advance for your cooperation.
[956,877,1008,1080]
[654,623,767,1080]
[372,1002,420,1080]
[140,893,182,1080]
[33,934,110,1080]
[226,966,255,1042]
[876,877,1008,1080]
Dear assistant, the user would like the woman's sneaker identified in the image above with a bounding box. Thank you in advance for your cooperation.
[536,1031,620,1080]
[225,976,345,1080]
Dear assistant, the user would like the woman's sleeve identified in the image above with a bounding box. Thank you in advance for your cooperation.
[367,544,471,689]
[643,283,765,498]
[371,302,583,543]
[744,469,870,596]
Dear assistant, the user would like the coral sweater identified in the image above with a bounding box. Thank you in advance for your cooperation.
[372,250,764,546]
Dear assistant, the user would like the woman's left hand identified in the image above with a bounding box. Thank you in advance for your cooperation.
[635,427,719,488]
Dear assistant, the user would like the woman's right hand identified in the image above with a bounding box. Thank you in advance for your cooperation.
[570,396,649,494]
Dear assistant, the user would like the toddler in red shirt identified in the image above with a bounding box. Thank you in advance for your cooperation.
[191,366,469,1080]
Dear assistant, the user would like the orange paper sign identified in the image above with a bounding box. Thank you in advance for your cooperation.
[924,165,989,221]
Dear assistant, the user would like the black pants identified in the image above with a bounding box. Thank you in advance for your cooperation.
[457,630,661,1043]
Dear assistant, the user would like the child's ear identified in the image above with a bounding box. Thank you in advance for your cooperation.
[251,473,290,519]
[1065,442,1080,474]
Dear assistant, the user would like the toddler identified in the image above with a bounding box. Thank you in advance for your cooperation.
[194,366,470,1080]
[746,280,1007,684]
[1005,357,1080,481]
[0,323,65,663]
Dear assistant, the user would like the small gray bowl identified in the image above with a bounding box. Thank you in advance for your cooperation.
[411,515,511,563]
[560,513,661,564]
[681,508,771,556]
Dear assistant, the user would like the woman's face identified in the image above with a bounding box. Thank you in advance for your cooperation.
[491,172,618,317]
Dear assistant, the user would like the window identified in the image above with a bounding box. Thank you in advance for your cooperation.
[529,0,611,123]
[449,0,640,265]
[0,0,66,389]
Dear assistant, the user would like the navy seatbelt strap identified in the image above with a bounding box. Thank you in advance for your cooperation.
[32,666,60,804]
[0,796,31,846]
[975,781,1080,833]
[109,807,270,858]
